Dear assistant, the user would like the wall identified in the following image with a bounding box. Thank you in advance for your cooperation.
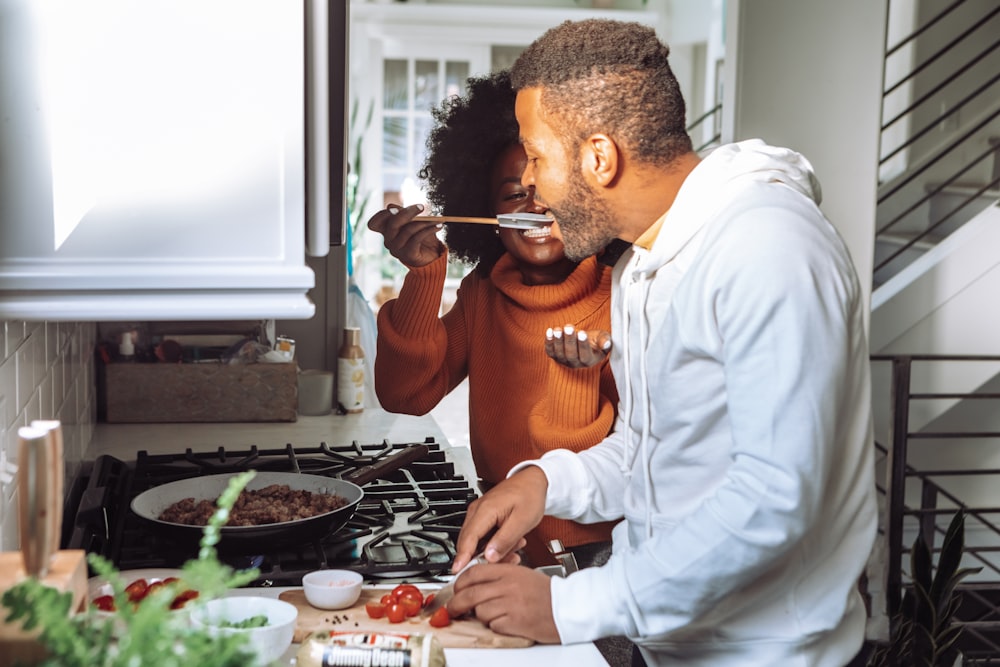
[0,320,97,551]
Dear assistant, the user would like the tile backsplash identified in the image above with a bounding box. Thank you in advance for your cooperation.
[0,320,97,551]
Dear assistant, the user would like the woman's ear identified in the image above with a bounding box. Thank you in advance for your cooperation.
[582,134,619,187]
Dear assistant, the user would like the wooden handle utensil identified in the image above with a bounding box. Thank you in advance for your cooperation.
[17,421,64,578]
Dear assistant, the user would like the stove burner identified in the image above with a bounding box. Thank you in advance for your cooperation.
[64,437,478,586]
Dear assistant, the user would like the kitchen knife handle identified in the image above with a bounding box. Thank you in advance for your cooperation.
[343,443,430,486]
[17,421,64,577]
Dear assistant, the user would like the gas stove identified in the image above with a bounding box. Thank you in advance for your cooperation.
[63,437,478,586]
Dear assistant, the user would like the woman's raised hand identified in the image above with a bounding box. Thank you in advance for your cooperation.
[367,204,445,268]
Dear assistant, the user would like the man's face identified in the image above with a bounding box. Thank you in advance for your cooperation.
[515,87,617,262]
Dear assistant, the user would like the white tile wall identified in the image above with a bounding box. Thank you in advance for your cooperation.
[0,320,97,551]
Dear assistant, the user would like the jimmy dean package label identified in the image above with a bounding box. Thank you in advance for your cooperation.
[296,631,446,667]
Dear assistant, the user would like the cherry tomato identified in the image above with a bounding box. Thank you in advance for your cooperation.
[145,580,165,597]
[92,595,116,612]
[428,606,451,628]
[365,601,387,619]
[398,589,424,607]
[380,592,397,606]
[386,603,407,624]
[161,577,179,585]
[422,593,436,609]
[170,589,199,610]
[399,596,421,617]
[124,578,149,602]
[391,584,421,599]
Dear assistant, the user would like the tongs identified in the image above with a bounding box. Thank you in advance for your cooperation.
[417,212,552,229]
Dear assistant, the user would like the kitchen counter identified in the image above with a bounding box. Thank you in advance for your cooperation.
[86,410,612,666]
[226,586,611,667]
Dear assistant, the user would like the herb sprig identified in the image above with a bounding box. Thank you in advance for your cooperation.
[2,471,265,667]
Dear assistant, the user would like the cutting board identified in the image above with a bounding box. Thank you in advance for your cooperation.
[278,588,534,648]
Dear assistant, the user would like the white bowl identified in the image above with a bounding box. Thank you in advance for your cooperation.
[189,596,297,666]
[301,569,363,610]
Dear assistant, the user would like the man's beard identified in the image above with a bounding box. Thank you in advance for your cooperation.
[549,170,619,262]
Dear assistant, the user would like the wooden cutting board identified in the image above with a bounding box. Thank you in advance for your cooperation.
[278,588,534,648]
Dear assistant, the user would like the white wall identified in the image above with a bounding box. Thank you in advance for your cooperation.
[722,0,887,325]
[0,320,96,550]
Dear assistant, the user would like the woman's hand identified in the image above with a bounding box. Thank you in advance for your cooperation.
[546,325,612,368]
[367,204,445,268]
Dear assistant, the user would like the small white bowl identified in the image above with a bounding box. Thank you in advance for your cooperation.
[301,569,363,610]
[189,596,298,666]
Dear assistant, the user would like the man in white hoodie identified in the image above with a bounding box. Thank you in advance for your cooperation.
[447,18,878,667]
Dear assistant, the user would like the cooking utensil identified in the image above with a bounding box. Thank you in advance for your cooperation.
[17,422,64,577]
[416,213,553,229]
[130,443,430,551]
[421,552,488,617]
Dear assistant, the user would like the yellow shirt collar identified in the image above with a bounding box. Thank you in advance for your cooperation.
[633,211,668,250]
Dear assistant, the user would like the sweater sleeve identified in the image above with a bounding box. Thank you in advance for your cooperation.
[526,356,618,457]
[374,253,472,415]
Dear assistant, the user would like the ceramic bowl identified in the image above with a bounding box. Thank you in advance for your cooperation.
[301,569,363,610]
[189,596,298,666]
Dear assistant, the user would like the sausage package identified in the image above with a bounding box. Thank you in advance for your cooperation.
[296,630,447,667]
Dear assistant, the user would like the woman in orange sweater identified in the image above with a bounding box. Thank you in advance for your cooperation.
[367,71,617,567]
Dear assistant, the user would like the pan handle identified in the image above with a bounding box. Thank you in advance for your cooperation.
[342,443,430,486]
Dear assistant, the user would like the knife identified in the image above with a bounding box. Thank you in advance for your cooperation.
[422,552,488,617]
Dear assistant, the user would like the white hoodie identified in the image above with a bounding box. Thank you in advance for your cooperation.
[515,140,877,666]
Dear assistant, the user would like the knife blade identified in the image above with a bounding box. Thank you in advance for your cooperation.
[422,552,488,617]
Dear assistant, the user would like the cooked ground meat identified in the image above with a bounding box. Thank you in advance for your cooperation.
[158,484,349,526]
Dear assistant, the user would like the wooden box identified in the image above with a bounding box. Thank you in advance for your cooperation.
[0,550,89,667]
[101,362,298,423]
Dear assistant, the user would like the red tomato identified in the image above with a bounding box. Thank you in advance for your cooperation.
[170,589,199,610]
[145,580,166,596]
[161,577,179,585]
[399,596,421,618]
[92,595,116,612]
[124,578,149,602]
[365,601,387,619]
[391,584,421,599]
[428,606,451,628]
[398,589,423,607]
[422,593,436,609]
[379,592,397,606]
[386,603,407,624]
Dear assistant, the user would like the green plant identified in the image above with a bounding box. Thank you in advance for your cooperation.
[867,510,982,667]
[2,471,263,667]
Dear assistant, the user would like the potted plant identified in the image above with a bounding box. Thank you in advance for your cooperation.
[867,509,981,667]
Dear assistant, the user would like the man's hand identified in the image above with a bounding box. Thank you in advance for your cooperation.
[546,325,612,368]
[448,563,561,644]
[367,204,444,268]
[453,467,548,571]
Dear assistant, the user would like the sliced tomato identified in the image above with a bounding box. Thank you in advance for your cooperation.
[428,606,451,628]
[92,595,116,612]
[170,589,199,610]
[385,602,407,624]
[145,580,166,597]
[365,600,387,619]
[124,578,150,602]
[422,593,436,609]
[379,592,397,606]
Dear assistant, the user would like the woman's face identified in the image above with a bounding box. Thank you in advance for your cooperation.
[489,143,570,274]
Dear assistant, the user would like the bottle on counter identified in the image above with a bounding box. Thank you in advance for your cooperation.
[118,330,136,362]
[337,327,365,414]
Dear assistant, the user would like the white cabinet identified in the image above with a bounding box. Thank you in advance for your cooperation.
[0,0,332,321]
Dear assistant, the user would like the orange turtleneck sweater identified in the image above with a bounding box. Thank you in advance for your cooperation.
[375,251,618,565]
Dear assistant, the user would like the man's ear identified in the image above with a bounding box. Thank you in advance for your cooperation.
[582,134,619,187]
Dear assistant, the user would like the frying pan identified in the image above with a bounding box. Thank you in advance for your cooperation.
[130,444,429,552]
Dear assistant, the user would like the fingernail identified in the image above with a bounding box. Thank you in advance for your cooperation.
[485,546,501,562]
[546,327,553,339]
[577,331,587,342]
[387,205,400,215]
[553,329,562,339]
[416,203,425,212]
[563,325,574,335]
[602,339,612,351]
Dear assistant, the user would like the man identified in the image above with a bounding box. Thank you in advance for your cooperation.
[447,18,877,667]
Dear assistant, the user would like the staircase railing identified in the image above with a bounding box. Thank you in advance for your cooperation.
[874,0,1000,286]
[871,353,1000,664]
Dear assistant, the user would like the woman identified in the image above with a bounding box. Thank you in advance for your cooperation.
[368,71,617,567]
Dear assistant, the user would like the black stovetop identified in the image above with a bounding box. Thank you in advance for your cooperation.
[63,437,478,586]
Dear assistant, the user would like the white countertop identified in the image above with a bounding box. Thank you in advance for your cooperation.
[87,411,610,666]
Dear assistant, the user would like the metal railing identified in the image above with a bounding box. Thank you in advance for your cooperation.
[872,354,1000,664]
[874,0,1000,286]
